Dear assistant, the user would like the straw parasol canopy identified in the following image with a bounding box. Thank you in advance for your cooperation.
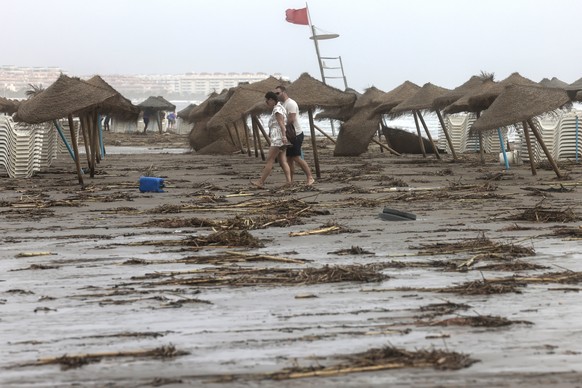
[372,81,421,115]
[137,96,176,112]
[207,76,286,130]
[566,77,582,92]
[0,97,20,114]
[333,107,382,156]
[390,82,451,117]
[177,103,198,121]
[433,74,492,110]
[443,72,537,115]
[539,77,569,89]
[466,72,538,113]
[85,75,139,119]
[15,74,116,124]
[471,84,571,132]
[188,89,233,121]
[316,86,382,122]
[284,72,356,111]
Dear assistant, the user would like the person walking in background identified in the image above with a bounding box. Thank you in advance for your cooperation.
[250,92,292,189]
[167,111,176,131]
[142,110,151,133]
[103,114,111,131]
[275,85,315,186]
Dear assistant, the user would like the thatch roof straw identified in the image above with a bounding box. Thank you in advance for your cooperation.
[207,76,286,130]
[353,86,385,111]
[390,82,451,117]
[137,96,176,111]
[466,72,538,112]
[372,81,420,115]
[575,90,582,102]
[433,75,491,110]
[566,77,582,91]
[284,72,356,111]
[188,89,233,121]
[471,84,571,132]
[539,77,569,89]
[316,87,380,122]
[85,75,139,119]
[333,107,382,156]
[0,97,20,114]
[15,74,116,124]
[443,72,537,114]
[177,103,198,121]
[244,100,271,116]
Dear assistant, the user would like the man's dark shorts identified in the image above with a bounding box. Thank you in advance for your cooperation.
[286,132,304,157]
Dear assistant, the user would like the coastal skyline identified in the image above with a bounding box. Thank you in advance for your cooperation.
[5,0,582,92]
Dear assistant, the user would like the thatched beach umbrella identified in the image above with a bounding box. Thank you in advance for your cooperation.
[372,81,420,115]
[433,75,491,111]
[315,88,361,122]
[177,103,197,121]
[16,74,117,184]
[284,73,357,178]
[207,76,287,155]
[539,77,569,89]
[137,96,176,134]
[472,84,570,178]
[389,83,451,159]
[0,97,19,115]
[86,75,139,117]
[333,86,401,156]
[443,73,538,164]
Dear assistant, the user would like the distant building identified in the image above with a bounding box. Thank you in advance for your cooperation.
[0,66,282,99]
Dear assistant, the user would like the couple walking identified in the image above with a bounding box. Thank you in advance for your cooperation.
[250,85,315,189]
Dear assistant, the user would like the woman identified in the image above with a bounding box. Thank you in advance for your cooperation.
[250,91,292,189]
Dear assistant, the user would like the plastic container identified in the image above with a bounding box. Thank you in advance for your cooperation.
[139,176,165,193]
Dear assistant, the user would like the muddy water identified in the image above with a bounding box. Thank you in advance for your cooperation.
[1,145,581,387]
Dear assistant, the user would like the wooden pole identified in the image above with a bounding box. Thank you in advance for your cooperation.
[253,116,271,145]
[435,110,458,160]
[475,111,485,164]
[67,114,84,186]
[231,122,245,153]
[243,117,252,156]
[416,110,441,160]
[88,113,97,177]
[157,111,162,134]
[249,116,259,158]
[412,111,427,157]
[527,119,563,178]
[371,138,401,156]
[93,111,101,164]
[308,109,321,179]
[224,124,236,148]
[313,124,337,143]
[79,115,92,170]
[522,121,537,176]
[251,116,265,161]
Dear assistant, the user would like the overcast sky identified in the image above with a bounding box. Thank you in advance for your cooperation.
[5,0,582,93]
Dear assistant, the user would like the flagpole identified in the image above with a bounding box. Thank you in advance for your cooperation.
[306,3,326,84]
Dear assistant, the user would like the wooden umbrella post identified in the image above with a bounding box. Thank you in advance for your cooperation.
[243,118,252,156]
[475,111,485,164]
[522,121,537,175]
[435,110,458,160]
[93,111,101,165]
[248,116,259,158]
[67,114,84,186]
[308,109,321,179]
[232,121,245,154]
[251,116,265,160]
[79,115,92,170]
[224,123,236,148]
[527,119,563,179]
[416,110,441,160]
[412,111,427,157]
[314,124,337,144]
[253,117,271,145]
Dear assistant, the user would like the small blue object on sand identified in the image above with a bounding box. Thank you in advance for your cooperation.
[139,176,165,193]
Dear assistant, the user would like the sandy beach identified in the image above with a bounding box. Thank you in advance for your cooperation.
[1,131,582,387]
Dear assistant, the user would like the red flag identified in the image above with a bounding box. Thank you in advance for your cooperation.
[285,8,309,25]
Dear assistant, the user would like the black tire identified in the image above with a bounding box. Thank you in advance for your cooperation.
[382,207,417,220]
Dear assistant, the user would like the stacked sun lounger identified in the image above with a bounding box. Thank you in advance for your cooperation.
[555,112,581,160]
[0,116,57,178]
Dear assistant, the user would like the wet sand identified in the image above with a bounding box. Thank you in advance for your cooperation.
[1,132,582,387]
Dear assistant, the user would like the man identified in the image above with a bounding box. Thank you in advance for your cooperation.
[275,85,315,186]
